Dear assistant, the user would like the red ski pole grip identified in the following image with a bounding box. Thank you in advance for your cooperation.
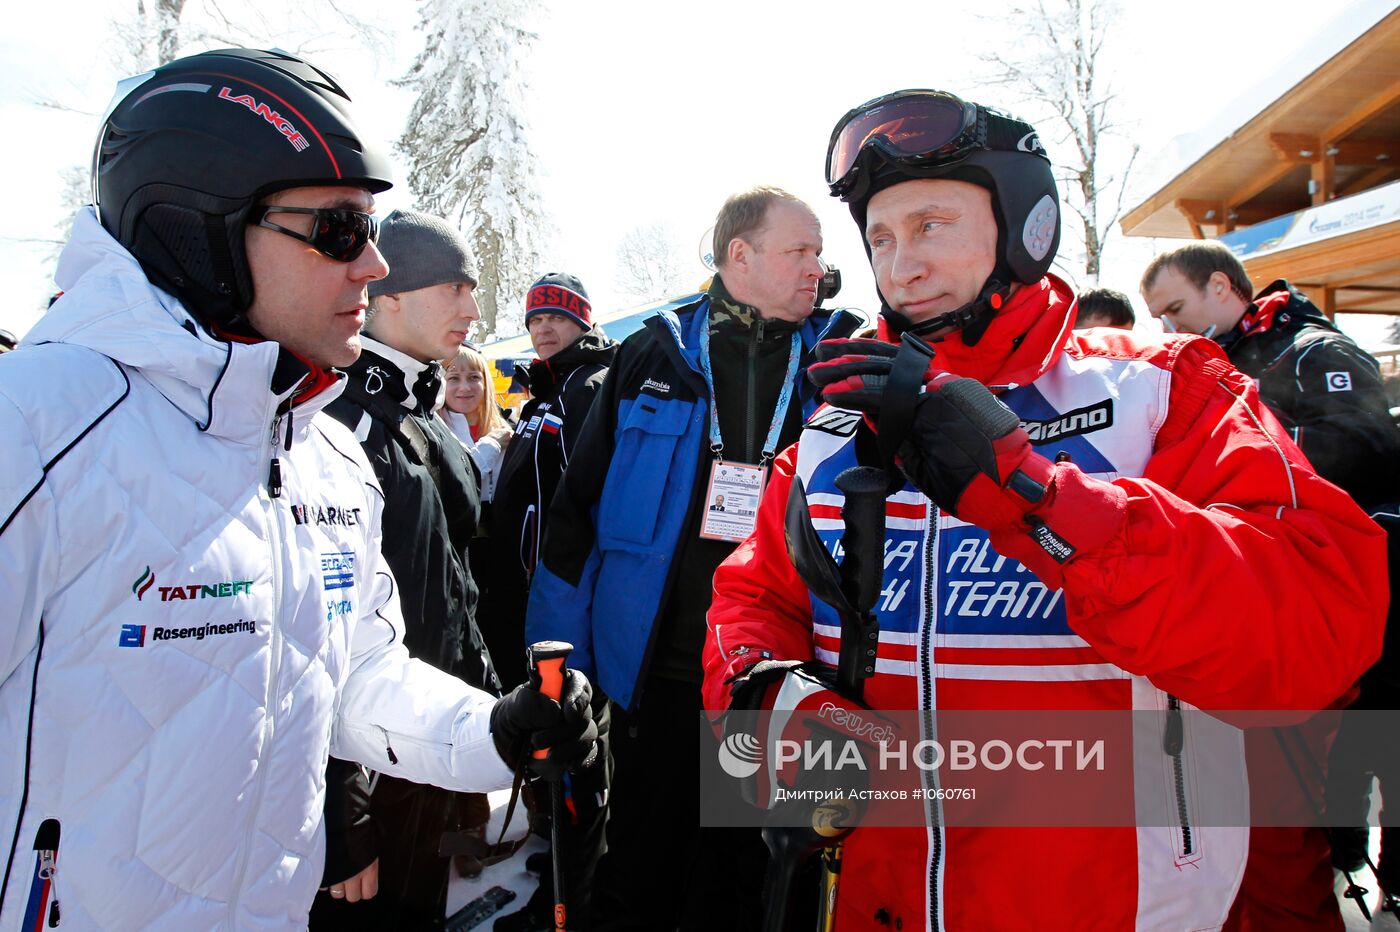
[528,640,573,761]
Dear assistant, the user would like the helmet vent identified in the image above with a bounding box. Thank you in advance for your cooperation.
[1022,195,1057,263]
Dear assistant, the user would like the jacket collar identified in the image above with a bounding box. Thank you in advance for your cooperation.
[646,282,862,398]
[526,328,617,397]
[347,336,442,416]
[878,274,1076,389]
[34,208,346,445]
[1216,279,1334,353]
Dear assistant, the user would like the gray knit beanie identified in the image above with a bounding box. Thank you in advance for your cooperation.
[368,208,478,297]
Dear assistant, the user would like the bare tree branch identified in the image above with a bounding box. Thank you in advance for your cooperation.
[978,0,1137,284]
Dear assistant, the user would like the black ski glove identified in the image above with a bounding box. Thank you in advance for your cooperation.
[806,338,907,413]
[898,371,1052,524]
[490,670,598,781]
[726,658,846,711]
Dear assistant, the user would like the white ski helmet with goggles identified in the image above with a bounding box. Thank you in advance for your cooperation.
[93,47,394,332]
[826,89,1060,343]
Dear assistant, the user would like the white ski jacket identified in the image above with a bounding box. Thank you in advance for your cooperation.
[0,209,513,931]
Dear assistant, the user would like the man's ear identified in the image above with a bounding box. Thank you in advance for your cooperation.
[727,236,751,271]
[1207,271,1233,299]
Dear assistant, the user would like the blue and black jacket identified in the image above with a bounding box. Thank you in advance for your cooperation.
[526,291,860,711]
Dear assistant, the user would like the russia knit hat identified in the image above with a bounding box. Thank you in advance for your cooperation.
[368,208,478,297]
[524,272,592,330]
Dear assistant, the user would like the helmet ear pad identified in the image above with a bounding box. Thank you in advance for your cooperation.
[121,185,255,329]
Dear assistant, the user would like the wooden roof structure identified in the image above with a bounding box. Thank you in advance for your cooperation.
[1121,8,1400,317]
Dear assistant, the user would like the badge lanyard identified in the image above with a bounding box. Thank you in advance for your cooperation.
[697,307,802,466]
[696,306,802,542]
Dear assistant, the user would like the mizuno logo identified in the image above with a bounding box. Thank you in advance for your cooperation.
[1020,400,1113,443]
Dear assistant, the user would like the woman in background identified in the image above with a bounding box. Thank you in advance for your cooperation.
[441,345,512,501]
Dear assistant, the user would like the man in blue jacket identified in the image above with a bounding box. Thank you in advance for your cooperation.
[527,186,860,930]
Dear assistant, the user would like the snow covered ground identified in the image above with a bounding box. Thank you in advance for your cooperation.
[444,788,546,930]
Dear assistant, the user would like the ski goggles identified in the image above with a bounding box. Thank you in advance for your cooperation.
[826,91,982,195]
[249,205,380,262]
[826,90,1042,198]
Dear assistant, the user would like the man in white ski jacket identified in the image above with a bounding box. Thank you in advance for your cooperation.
[0,48,595,931]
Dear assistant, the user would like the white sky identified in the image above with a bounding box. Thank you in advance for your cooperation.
[1,0,1394,346]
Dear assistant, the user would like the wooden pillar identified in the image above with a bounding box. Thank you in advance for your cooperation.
[1311,153,1335,206]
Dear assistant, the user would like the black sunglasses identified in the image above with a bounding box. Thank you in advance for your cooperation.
[249,206,380,262]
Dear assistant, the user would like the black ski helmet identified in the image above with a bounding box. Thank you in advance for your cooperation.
[826,90,1059,342]
[93,47,394,329]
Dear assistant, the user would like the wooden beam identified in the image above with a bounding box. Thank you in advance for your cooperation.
[1328,138,1399,165]
[1270,133,1322,163]
[1322,75,1400,144]
[1226,160,1302,209]
[1336,165,1398,197]
[1174,198,1216,239]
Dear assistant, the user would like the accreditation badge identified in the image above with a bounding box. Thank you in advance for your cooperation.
[698,460,766,542]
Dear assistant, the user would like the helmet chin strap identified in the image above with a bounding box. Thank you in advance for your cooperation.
[879,276,1011,347]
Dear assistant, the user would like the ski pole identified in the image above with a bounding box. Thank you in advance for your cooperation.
[833,466,888,701]
[528,640,573,932]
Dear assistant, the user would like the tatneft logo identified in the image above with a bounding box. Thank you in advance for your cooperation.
[119,619,258,647]
[132,566,155,601]
[132,568,254,603]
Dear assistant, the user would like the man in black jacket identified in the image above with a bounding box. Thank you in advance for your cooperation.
[490,273,616,932]
[1143,240,1400,911]
[527,187,861,930]
[1142,241,1400,510]
[315,208,501,930]
[491,273,617,687]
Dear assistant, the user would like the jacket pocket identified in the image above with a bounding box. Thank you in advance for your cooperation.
[597,398,694,550]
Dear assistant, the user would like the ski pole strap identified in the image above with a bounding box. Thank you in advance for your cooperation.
[876,333,936,487]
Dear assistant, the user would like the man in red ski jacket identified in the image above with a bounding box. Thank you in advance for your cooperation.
[702,90,1388,931]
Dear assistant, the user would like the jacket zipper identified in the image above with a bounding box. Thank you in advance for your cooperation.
[1,621,46,919]
[228,408,290,921]
[1164,694,1194,857]
[745,317,763,463]
[921,501,943,930]
[25,819,60,927]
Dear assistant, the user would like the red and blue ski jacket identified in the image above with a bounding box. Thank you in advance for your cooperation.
[703,275,1387,931]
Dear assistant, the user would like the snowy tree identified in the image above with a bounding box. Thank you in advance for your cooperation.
[396,0,549,340]
[980,0,1138,285]
[615,224,690,304]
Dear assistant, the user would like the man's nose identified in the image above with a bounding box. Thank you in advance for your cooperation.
[354,239,390,283]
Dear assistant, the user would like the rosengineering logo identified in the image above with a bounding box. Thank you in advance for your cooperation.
[718,731,763,779]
